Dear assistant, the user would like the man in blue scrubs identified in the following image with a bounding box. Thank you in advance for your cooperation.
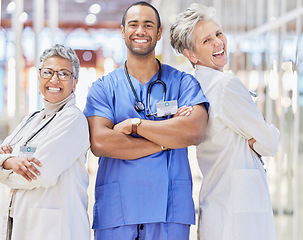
[84,1,209,239]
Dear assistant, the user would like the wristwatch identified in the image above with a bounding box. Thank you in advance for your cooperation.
[131,118,141,134]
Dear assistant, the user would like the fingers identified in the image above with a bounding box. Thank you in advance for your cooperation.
[0,145,13,154]
[26,158,42,178]
[18,164,37,182]
[174,106,194,117]
[248,138,256,149]
[248,138,261,158]
[13,157,42,182]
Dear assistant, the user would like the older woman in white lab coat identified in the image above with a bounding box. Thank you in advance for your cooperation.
[0,44,90,240]
[170,4,279,240]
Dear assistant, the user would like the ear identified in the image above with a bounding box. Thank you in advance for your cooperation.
[156,26,162,41]
[184,49,198,64]
[73,78,78,92]
[121,25,125,39]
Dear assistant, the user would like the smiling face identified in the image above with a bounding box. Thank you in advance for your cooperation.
[185,20,228,71]
[121,5,162,57]
[39,56,78,103]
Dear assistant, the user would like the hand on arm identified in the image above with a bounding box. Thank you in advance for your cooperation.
[0,145,13,154]
[3,157,42,181]
[173,106,194,117]
[248,138,261,158]
[120,104,208,149]
[113,105,195,135]
[221,77,279,156]
[3,112,90,190]
[87,116,162,160]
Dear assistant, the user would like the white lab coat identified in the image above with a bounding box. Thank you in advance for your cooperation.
[0,94,90,240]
[195,66,279,240]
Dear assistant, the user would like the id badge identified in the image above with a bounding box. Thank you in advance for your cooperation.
[19,146,37,157]
[156,100,178,117]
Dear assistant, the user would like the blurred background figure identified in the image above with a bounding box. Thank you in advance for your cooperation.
[0,1,302,240]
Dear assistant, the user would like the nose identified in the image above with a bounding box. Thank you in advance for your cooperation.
[49,72,60,83]
[214,38,223,47]
[135,25,145,35]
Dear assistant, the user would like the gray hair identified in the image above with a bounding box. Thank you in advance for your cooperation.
[39,44,80,79]
[170,4,218,66]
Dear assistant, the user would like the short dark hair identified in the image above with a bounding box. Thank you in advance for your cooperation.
[121,1,161,32]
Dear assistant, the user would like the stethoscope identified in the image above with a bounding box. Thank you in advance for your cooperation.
[8,104,65,147]
[124,58,166,117]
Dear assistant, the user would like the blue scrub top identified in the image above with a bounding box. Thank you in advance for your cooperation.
[84,63,209,230]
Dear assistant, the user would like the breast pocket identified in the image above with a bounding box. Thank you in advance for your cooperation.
[26,208,62,240]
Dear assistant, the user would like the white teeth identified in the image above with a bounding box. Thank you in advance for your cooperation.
[135,39,147,43]
[48,87,60,93]
[213,49,224,55]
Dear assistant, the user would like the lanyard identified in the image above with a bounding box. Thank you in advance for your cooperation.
[23,104,65,146]
[8,110,42,147]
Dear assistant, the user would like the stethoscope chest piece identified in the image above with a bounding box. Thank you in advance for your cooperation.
[134,101,145,112]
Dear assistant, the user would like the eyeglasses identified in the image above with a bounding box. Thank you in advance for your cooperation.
[39,68,74,81]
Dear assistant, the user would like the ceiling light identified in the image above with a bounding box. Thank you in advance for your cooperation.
[19,12,28,22]
[89,4,101,14]
[85,14,97,25]
[6,2,16,14]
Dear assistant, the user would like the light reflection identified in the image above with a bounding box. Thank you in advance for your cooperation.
[28,67,38,113]
[7,58,16,117]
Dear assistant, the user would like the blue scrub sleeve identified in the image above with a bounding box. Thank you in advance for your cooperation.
[178,73,209,112]
[83,78,114,122]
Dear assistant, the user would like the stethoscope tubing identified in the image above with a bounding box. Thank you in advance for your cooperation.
[124,58,166,117]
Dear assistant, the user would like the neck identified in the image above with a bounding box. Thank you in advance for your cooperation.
[43,93,74,116]
[125,54,159,85]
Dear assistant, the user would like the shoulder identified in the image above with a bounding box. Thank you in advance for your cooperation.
[92,67,124,88]
[220,72,248,94]
[162,64,198,86]
[58,104,88,126]
[162,64,194,78]
[198,68,242,92]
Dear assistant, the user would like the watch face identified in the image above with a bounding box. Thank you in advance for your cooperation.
[132,118,140,125]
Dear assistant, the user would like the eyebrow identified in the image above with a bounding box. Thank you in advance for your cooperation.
[127,19,155,25]
[42,67,73,72]
[201,29,222,42]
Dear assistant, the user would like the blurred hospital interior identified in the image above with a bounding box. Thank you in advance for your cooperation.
[0,0,303,239]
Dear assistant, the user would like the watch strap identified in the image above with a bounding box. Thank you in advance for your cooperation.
[132,123,138,134]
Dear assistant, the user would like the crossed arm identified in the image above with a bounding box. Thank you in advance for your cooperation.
[0,145,42,181]
[88,104,208,160]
